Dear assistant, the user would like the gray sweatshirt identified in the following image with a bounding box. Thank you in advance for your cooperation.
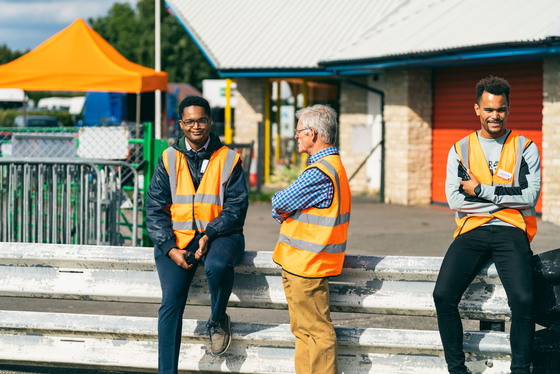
[445,129,541,227]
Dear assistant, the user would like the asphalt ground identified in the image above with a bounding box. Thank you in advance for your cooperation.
[2,199,559,373]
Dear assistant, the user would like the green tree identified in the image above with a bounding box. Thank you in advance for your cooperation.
[0,44,27,65]
[161,8,218,88]
[87,3,138,62]
[89,0,218,90]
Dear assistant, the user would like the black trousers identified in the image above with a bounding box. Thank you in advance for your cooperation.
[433,225,534,374]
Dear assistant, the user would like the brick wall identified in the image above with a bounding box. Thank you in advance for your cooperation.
[384,68,433,205]
[542,57,560,225]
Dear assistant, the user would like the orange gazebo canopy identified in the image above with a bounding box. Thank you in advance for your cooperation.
[0,18,167,93]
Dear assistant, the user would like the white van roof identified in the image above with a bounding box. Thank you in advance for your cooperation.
[0,88,28,102]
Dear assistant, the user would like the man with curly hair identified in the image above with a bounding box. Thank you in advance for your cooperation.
[433,76,541,374]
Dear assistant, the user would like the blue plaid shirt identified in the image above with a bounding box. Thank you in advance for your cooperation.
[271,147,337,223]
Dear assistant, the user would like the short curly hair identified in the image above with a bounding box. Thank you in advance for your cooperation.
[476,76,511,105]
[178,95,211,119]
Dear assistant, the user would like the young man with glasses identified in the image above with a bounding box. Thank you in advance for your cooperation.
[272,104,351,374]
[146,95,248,373]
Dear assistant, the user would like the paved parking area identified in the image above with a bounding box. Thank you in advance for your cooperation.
[245,199,560,256]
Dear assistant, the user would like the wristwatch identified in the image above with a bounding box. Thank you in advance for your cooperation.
[474,184,481,197]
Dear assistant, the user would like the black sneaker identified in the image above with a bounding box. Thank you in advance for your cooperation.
[207,313,231,356]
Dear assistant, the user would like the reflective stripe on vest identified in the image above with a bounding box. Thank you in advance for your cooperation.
[453,131,537,242]
[273,155,351,278]
[164,145,239,248]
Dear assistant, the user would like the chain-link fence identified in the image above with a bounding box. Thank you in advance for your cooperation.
[0,122,145,164]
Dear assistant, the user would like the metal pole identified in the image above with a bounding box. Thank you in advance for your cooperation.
[264,80,271,184]
[300,79,308,169]
[22,91,27,128]
[275,80,281,164]
[22,164,29,242]
[225,78,233,144]
[37,165,44,243]
[154,0,162,139]
[136,94,141,162]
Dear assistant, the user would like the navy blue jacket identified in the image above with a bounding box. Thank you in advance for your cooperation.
[145,132,249,254]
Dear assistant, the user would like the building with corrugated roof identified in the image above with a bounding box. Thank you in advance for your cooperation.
[165,0,560,225]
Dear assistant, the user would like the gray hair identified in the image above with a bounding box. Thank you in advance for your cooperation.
[295,104,337,145]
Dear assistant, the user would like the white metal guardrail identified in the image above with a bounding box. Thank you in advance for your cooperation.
[0,243,525,373]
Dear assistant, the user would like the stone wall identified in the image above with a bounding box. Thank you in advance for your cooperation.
[384,68,433,205]
[233,73,433,206]
[338,77,370,194]
[542,57,560,225]
[233,78,265,145]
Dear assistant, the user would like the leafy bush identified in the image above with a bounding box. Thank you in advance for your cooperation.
[270,164,301,186]
[0,109,19,127]
[248,190,276,203]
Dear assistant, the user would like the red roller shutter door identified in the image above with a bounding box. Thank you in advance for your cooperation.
[432,61,543,212]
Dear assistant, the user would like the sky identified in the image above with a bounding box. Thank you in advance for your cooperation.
[0,0,138,52]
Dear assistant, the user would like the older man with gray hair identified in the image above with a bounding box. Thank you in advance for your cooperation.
[271,104,351,374]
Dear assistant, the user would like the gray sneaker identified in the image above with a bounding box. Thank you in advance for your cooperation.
[208,313,231,356]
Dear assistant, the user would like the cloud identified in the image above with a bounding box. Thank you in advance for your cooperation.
[1,1,116,23]
[0,0,138,50]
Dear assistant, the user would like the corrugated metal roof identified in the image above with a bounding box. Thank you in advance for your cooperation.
[165,0,560,72]
[165,0,408,70]
[323,0,560,64]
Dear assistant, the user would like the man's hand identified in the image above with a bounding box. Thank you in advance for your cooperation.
[459,169,480,196]
[168,248,196,270]
[195,234,209,260]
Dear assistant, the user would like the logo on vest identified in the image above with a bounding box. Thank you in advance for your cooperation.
[496,169,513,181]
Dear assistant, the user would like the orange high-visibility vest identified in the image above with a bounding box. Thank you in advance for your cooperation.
[453,131,537,242]
[273,154,351,278]
[162,146,240,249]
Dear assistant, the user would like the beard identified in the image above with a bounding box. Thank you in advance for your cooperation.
[484,120,505,134]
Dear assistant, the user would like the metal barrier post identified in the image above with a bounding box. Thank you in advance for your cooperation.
[140,121,168,247]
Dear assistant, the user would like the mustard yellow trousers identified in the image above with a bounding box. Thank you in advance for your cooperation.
[282,270,338,374]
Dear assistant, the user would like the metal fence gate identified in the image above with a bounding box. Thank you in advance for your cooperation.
[0,123,257,247]
[0,159,139,246]
[0,123,156,247]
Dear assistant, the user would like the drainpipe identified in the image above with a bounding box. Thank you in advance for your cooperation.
[333,74,385,202]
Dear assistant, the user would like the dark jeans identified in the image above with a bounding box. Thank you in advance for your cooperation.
[154,232,245,374]
[433,225,534,374]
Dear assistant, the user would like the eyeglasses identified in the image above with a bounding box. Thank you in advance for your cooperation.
[181,117,210,128]
[294,127,310,135]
